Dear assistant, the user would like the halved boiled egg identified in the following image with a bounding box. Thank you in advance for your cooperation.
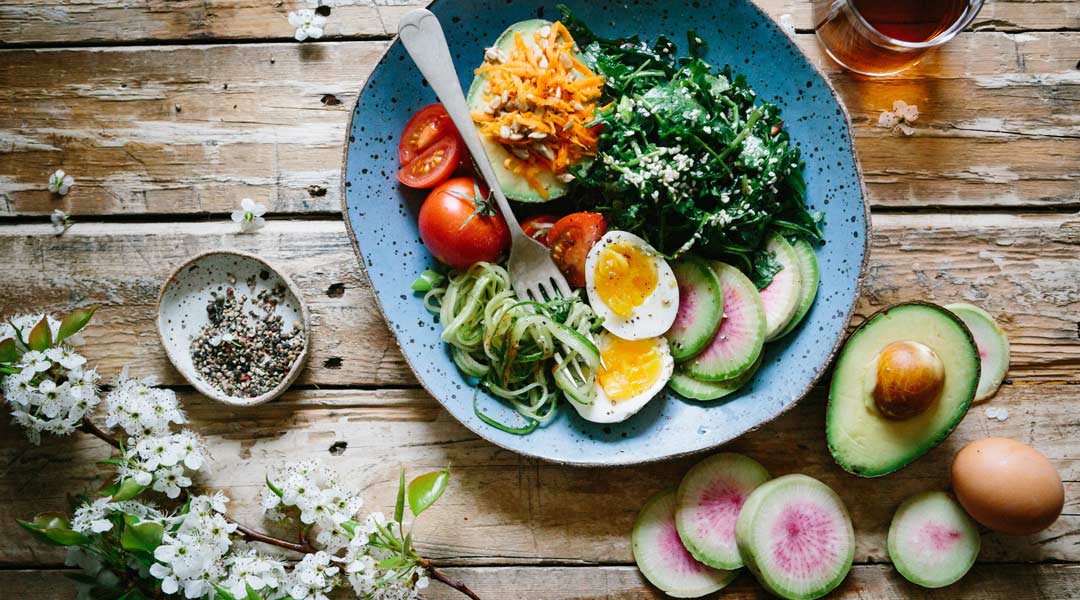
[585,231,679,340]
[572,332,674,423]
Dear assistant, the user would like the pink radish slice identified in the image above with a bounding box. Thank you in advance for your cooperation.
[735,474,854,600]
[758,233,803,341]
[666,256,725,362]
[676,453,771,569]
[684,262,766,382]
[632,489,737,598]
[888,491,980,588]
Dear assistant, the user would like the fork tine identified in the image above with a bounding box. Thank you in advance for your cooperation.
[536,280,553,302]
[552,275,572,298]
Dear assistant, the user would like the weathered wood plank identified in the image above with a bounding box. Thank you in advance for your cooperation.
[1,33,1077,216]
[1,382,1077,566]
[3,564,1080,599]
[1,0,1073,46]
[0,212,1076,386]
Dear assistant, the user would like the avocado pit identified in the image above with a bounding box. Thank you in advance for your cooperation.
[872,341,945,420]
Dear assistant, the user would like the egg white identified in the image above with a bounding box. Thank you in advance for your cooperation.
[584,230,680,340]
[571,333,674,424]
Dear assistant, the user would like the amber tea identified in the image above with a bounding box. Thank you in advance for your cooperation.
[813,0,984,76]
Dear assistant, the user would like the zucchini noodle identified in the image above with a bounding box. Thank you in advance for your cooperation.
[422,262,602,432]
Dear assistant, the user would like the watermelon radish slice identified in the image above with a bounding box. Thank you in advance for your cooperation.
[684,262,766,382]
[675,453,771,570]
[759,233,803,342]
[888,491,980,589]
[945,303,1010,402]
[736,474,855,600]
[666,255,724,362]
[774,238,820,340]
[633,489,738,598]
[669,355,762,402]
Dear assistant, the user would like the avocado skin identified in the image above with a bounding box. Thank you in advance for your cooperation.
[826,302,980,478]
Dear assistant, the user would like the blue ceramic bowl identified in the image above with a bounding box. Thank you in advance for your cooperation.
[342,0,868,466]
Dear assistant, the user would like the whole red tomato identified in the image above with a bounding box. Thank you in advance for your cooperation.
[418,178,511,269]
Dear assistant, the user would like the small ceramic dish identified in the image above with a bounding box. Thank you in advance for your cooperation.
[156,250,311,406]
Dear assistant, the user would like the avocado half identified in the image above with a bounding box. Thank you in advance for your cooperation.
[465,19,571,203]
[826,302,980,477]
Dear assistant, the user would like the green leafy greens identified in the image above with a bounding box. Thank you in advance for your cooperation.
[561,6,824,288]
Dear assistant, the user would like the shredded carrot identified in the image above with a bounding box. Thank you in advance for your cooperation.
[470,21,604,196]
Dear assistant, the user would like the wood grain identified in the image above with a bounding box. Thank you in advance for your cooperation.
[1,33,1077,216]
[3,564,1079,599]
[1,383,1077,565]
[0,212,1076,387]
[2,0,1074,46]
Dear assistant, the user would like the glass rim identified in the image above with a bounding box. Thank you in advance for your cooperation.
[846,0,986,49]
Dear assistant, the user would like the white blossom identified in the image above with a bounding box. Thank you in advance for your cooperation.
[1,317,100,445]
[231,197,267,233]
[51,209,73,235]
[105,372,187,438]
[261,460,363,553]
[288,9,326,42]
[877,99,919,136]
[221,548,288,599]
[48,169,74,195]
[343,513,424,600]
[288,551,339,600]
[150,494,237,598]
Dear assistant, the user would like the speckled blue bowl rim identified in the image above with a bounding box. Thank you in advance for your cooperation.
[340,0,870,467]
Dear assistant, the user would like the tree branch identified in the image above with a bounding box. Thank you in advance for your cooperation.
[228,517,317,554]
[80,418,121,449]
[422,560,483,600]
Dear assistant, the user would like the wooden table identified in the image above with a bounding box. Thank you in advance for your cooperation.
[1,1,1077,598]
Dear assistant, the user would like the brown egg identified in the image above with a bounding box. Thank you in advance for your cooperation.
[951,438,1064,535]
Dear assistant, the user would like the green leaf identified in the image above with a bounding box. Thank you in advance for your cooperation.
[120,515,163,554]
[17,512,91,546]
[27,316,52,351]
[407,467,450,518]
[212,585,238,600]
[245,583,264,600]
[0,338,18,363]
[57,306,97,344]
[394,468,406,523]
[111,478,146,502]
[376,555,409,570]
[265,474,284,498]
[97,458,124,467]
[0,365,19,375]
[341,519,359,536]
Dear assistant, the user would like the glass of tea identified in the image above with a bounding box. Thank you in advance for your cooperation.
[813,0,985,76]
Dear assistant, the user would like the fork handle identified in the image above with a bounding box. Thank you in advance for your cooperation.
[398,9,524,236]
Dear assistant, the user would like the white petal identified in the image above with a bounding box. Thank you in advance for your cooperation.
[308,27,324,39]
[251,202,268,217]
[898,123,915,136]
[231,210,245,223]
[902,104,919,122]
[877,111,898,128]
[288,12,305,27]
[892,99,908,113]
[295,28,309,42]
[312,15,327,27]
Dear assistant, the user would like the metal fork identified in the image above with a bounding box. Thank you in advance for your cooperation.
[398,9,572,303]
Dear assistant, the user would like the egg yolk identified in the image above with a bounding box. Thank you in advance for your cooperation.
[598,336,664,402]
[594,241,658,318]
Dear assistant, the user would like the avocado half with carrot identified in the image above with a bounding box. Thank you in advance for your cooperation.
[827,302,981,477]
[465,19,598,202]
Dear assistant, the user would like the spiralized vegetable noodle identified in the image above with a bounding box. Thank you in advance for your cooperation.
[423,262,602,431]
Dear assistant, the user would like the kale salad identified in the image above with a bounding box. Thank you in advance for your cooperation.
[562,7,824,287]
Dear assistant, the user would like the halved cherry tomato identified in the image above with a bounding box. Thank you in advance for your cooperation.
[399,104,459,165]
[522,215,558,245]
[397,136,462,189]
[418,177,511,269]
[546,212,607,288]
